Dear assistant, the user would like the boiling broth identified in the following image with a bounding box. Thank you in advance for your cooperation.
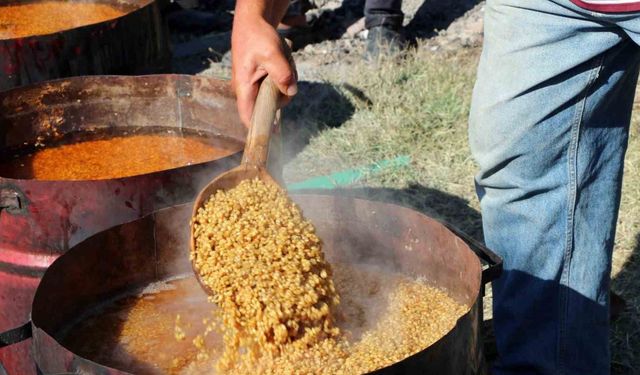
[0,129,242,180]
[0,1,127,39]
[60,265,467,374]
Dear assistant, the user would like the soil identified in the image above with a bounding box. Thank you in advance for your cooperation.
[169,0,486,80]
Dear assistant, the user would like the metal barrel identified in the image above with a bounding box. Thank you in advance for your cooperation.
[0,0,171,91]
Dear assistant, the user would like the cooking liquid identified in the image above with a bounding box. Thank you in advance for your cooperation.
[60,264,468,375]
[0,1,127,39]
[0,129,242,180]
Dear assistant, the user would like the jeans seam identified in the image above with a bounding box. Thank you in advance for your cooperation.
[557,53,605,375]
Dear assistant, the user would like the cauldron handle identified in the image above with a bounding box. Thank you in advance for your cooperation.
[443,223,503,285]
[0,321,32,348]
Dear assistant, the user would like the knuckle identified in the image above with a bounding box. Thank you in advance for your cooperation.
[263,46,280,60]
[276,71,294,86]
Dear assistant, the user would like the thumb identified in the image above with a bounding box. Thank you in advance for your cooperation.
[261,48,297,98]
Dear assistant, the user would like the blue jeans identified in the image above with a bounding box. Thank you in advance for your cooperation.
[469,1,640,374]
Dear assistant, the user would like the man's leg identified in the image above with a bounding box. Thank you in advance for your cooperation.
[364,0,403,30]
[469,0,640,373]
[364,0,404,60]
[280,0,310,28]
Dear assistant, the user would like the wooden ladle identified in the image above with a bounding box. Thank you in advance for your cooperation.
[190,76,281,294]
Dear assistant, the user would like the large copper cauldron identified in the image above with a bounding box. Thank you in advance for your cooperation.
[27,194,501,374]
[0,75,245,374]
[0,0,170,90]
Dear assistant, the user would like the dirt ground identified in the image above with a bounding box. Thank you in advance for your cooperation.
[170,0,485,79]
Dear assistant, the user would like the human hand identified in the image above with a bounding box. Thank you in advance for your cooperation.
[231,10,297,127]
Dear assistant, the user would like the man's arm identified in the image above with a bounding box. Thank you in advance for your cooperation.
[231,0,297,127]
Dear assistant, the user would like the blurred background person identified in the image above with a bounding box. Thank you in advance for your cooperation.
[279,0,406,59]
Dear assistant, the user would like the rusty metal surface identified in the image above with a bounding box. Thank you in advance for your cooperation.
[0,74,246,146]
[0,75,245,375]
[0,74,245,253]
[32,194,491,374]
[0,0,170,90]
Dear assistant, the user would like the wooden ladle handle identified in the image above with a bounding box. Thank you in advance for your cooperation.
[241,77,280,169]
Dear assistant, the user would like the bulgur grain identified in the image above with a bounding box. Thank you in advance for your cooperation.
[192,178,341,371]
[60,270,467,374]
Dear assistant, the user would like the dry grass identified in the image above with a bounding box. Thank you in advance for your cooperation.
[284,47,481,235]
[283,45,640,374]
[610,88,640,374]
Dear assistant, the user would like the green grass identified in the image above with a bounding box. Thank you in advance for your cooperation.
[283,46,640,374]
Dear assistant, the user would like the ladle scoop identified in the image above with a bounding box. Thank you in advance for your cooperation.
[190,76,281,295]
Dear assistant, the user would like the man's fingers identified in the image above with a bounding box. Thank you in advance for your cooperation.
[235,81,259,128]
[261,47,297,98]
[232,37,296,128]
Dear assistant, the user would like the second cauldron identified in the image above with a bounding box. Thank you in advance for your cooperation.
[29,194,501,374]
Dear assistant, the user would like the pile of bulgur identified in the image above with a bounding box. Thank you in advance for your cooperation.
[177,264,467,375]
[191,178,341,370]
[214,264,468,375]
